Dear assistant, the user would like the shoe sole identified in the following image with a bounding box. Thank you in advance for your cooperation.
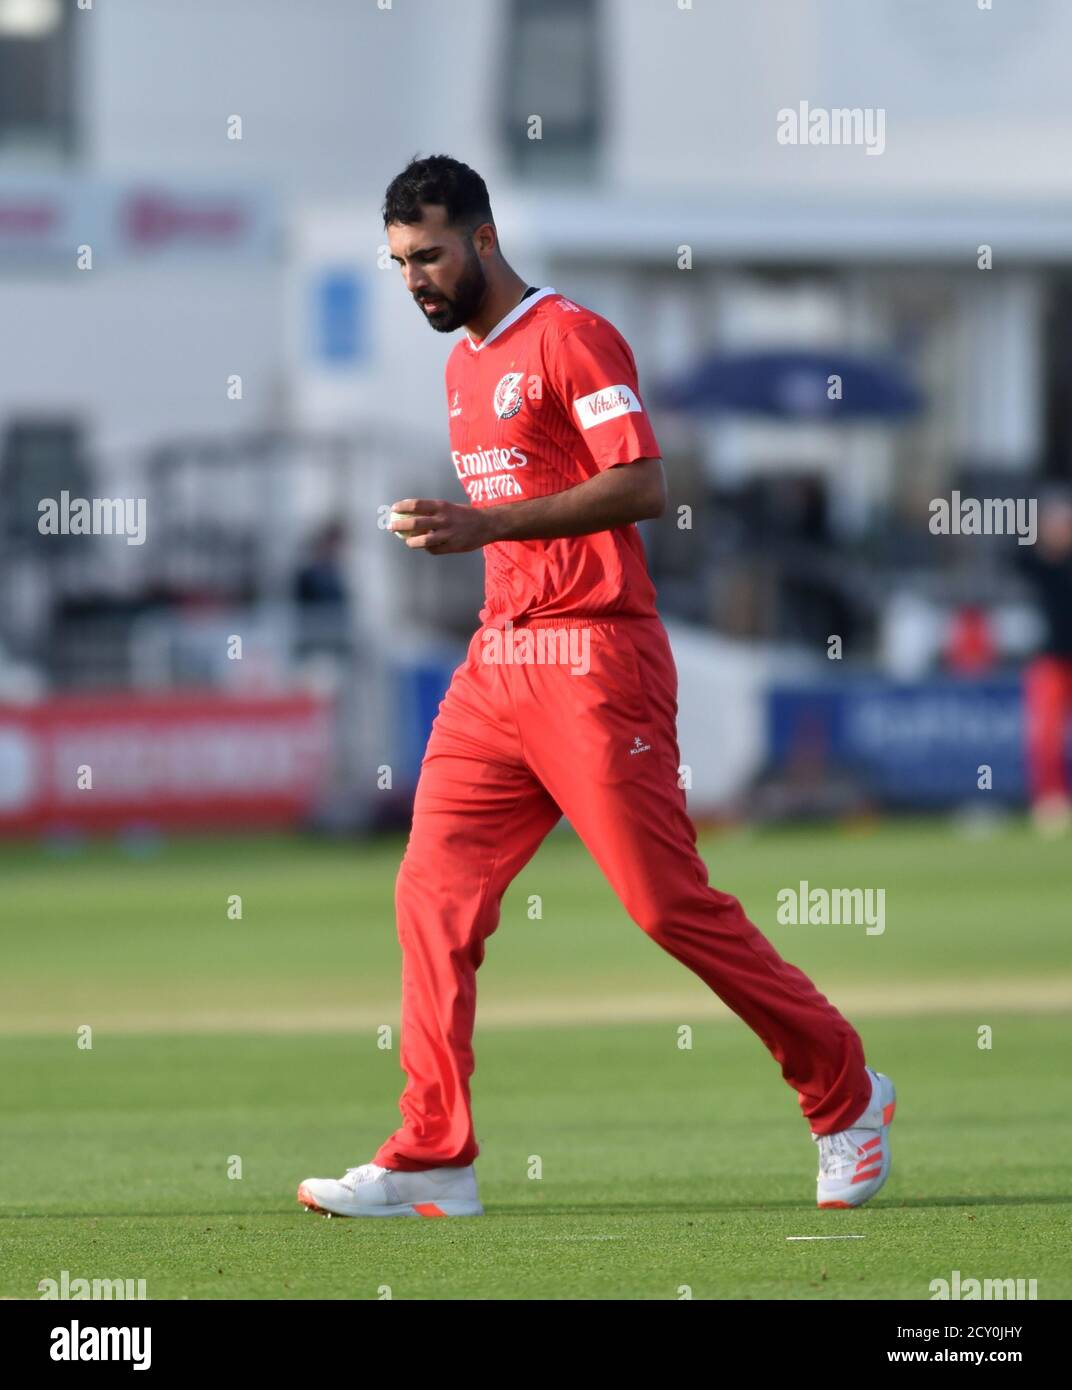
[297,1183,483,1218]
[817,1080,896,1210]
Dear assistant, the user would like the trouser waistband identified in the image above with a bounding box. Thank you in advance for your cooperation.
[487,614,661,630]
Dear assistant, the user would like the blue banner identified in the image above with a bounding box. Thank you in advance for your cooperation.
[767,677,1038,807]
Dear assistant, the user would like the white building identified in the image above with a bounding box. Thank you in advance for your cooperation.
[3,0,1071,485]
[1,0,1069,802]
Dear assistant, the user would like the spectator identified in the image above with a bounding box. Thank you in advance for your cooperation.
[293,521,351,658]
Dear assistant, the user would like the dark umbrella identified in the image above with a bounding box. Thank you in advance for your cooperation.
[654,349,923,421]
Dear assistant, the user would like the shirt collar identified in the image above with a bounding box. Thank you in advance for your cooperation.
[465,286,557,351]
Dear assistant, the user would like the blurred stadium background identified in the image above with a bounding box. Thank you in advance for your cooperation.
[2,0,1071,838]
[2,0,1072,1303]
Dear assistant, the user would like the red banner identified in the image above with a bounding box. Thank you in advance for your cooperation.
[0,693,333,833]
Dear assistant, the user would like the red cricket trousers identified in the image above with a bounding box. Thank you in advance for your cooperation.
[372,615,871,1171]
[1024,654,1072,803]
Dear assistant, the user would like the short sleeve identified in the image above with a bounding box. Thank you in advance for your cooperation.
[549,318,661,469]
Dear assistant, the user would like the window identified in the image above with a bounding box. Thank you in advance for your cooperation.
[502,0,601,182]
[0,419,90,545]
[0,0,74,159]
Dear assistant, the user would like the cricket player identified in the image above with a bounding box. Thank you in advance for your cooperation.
[1018,488,1072,837]
[298,156,895,1219]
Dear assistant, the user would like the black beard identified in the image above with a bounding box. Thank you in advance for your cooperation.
[415,250,488,333]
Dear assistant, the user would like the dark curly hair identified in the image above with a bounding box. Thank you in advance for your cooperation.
[382,154,494,233]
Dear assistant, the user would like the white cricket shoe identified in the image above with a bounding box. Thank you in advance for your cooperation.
[814,1066,896,1209]
[297,1161,484,1218]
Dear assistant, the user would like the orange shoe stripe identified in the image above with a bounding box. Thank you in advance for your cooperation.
[851,1166,883,1183]
[412,1202,447,1217]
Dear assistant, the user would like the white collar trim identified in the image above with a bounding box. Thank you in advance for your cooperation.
[465,286,557,350]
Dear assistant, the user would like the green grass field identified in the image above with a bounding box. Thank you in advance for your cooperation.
[1,819,1069,1300]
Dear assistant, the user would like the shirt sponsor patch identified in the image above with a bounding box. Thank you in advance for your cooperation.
[573,384,643,429]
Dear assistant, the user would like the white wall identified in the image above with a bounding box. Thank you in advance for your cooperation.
[612,0,1072,199]
[66,0,1072,208]
[86,0,506,195]
[0,266,281,473]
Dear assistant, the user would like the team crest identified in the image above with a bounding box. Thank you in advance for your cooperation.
[493,372,524,420]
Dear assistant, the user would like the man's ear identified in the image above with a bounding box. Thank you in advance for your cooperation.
[473,222,498,258]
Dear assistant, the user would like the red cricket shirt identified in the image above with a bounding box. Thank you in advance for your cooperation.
[444,288,662,628]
